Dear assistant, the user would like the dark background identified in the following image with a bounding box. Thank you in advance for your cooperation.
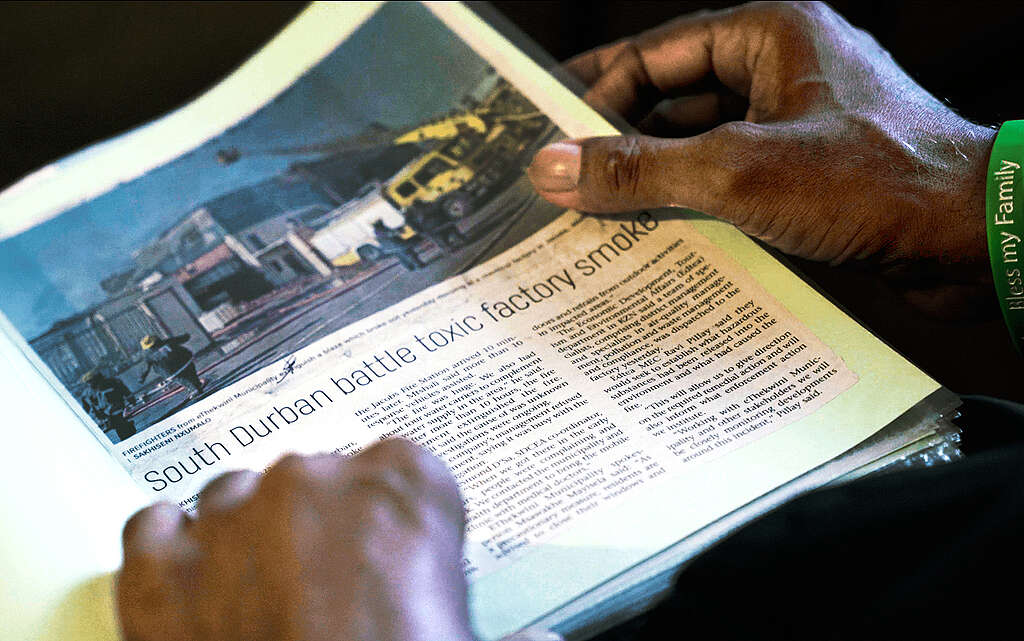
[3,1,1023,400]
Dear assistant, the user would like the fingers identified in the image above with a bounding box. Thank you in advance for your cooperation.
[528,123,769,217]
[582,42,663,123]
[119,503,192,641]
[196,469,260,516]
[127,443,461,549]
[196,459,332,518]
[564,39,634,86]
[250,441,464,533]
[122,502,189,560]
[628,9,747,95]
[358,438,456,491]
[565,7,728,93]
[564,6,752,114]
[565,3,835,129]
[635,92,746,137]
[355,438,466,527]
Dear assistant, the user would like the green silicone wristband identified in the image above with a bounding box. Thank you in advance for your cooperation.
[987,120,1024,354]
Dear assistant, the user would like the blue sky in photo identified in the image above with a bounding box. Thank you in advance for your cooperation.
[0,2,491,338]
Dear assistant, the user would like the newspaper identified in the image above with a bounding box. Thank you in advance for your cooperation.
[0,3,942,639]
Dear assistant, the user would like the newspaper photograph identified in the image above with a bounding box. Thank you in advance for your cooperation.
[0,2,559,443]
[0,0,868,593]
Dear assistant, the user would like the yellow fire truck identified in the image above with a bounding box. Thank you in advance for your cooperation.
[216,78,553,261]
[381,80,551,249]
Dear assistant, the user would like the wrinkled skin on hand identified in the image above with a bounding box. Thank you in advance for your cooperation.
[529,2,996,316]
[117,440,476,641]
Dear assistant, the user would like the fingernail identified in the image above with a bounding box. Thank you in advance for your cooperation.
[528,142,581,192]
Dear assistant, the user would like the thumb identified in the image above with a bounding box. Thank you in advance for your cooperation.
[527,125,764,215]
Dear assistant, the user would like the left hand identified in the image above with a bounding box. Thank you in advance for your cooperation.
[529,2,996,317]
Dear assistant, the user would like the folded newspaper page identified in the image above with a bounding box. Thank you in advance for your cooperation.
[0,2,943,638]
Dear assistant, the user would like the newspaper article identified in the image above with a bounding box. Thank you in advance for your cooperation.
[0,2,856,581]
[119,208,857,579]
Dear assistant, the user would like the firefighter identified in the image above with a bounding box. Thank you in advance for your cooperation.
[373,219,425,271]
[139,334,205,399]
[81,369,136,442]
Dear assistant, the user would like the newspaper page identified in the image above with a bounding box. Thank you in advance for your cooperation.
[0,2,939,638]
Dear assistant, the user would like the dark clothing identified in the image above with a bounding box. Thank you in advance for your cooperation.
[591,396,1024,640]
[83,372,131,414]
[107,412,137,441]
[140,334,203,396]
[173,361,204,396]
[82,372,136,441]
[140,334,193,380]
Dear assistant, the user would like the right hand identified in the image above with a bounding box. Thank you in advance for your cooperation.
[528,2,996,316]
[117,439,477,641]
[117,439,563,641]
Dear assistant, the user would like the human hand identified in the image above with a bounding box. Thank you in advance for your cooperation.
[528,2,996,315]
[116,440,476,641]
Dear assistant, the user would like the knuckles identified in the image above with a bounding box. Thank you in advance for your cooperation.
[355,439,465,530]
[708,120,765,144]
[589,136,649,200]
[701,122,772,204]
[358,437,452,489]
[744,1,831,31]
[360,437,429,469]
[265,452,320,483]
[122,507,159,550]
[256,453,323,503]
[347,473,424,533]
[122,502,185,553]
[255,440,459,524]
[733,1,841,53]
